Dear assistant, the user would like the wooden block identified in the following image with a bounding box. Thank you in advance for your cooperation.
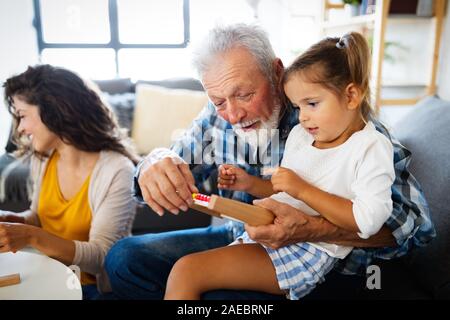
[208,195,274,226]
[190,203,222,218]
[189,193,275,226]
[0,273,21,288]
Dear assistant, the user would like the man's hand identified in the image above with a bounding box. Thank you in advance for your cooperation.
[271,167,309,200]
[246,198,397,249]
[138,157,198,216]
[218,164,252,192]
[245,198,311,249]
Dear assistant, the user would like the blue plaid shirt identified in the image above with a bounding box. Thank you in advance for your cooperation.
[134,101,435,275]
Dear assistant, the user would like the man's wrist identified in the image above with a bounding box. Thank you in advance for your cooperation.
[314,216,341,242]
[295,215,340,243]
[146,148,186,166]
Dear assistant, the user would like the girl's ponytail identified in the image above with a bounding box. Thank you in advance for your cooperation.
[341,32,374,122]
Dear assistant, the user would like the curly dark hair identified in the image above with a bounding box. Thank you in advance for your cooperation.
[3,64,139,164]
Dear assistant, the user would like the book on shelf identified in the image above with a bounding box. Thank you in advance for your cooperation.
[361,0,377,15]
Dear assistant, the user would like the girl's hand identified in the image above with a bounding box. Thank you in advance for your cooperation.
[271,167,308,199]
[218,164,252,192]
[0,222,34,253]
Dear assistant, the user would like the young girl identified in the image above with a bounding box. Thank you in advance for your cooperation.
[164,32,395,300]
[0,65,140,298]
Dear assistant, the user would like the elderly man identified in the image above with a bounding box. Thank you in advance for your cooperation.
[105,24,434,299]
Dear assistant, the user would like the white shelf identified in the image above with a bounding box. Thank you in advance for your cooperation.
[320,0,446,108]
[388,14,435,22]
[381,81,428,87]
[322,14,376,29]
[387,15,435,27]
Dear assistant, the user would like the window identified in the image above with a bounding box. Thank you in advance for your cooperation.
[284,0,320,63]
[33,0,189,79]
[117,0,256,80]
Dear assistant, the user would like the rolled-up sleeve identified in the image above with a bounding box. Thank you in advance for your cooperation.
[133,102,219,201]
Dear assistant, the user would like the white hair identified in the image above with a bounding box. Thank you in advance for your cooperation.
[192,24,276,81]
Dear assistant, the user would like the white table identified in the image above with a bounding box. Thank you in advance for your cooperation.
[0,249,82,300]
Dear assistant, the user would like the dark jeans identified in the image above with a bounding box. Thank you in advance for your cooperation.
[104,224,366,300]
[104,225,286,300]
[82,284,101,300]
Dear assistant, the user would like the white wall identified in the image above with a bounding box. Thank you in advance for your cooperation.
[383,18,435,86]
[383,3,450,99]
[258,0,322,65]
[0,0,39,149]
[437,2,450,100]
[383,3,450,96]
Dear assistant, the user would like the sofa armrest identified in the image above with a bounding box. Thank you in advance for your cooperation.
[0,153,31,212]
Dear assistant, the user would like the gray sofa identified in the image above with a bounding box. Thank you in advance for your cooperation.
[391,96,449,299]
[1,79,448,299]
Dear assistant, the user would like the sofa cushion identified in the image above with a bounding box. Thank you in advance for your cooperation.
[131,84,208,155]
[102,92,135,134]
[393,95,450,299]
[4,127,17,153]
[0,153,31,208]
[94,78,134,95]
[136,78,204,92]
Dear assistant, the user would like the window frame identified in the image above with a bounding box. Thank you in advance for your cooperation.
[33,0,190,75]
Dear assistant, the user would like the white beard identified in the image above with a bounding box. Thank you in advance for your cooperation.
[232,104,281,151]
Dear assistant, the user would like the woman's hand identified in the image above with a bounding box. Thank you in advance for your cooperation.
[271,167,309,199]
[218,164,252,192]
[0,222,34,253]
[0,211,25,223]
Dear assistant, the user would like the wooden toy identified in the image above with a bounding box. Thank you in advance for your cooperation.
[0,273,21,288]
[190,193,274,226]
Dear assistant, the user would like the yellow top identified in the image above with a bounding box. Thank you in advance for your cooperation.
[38,151,96,285]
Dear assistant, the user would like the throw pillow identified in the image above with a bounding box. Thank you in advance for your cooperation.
[131,84,208,155]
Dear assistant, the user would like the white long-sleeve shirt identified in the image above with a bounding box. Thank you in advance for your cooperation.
[271,121,395,258]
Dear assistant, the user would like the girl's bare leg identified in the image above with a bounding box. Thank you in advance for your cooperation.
[164,243,284,300]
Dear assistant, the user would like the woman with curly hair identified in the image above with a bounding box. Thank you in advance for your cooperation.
[0,64,140,298]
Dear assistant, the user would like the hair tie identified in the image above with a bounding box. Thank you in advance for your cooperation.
[336,36,349,49]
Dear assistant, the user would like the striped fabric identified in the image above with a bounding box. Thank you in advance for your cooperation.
[237,232,336,300]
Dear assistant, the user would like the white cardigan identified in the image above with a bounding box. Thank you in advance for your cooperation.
[27,150,136,292]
